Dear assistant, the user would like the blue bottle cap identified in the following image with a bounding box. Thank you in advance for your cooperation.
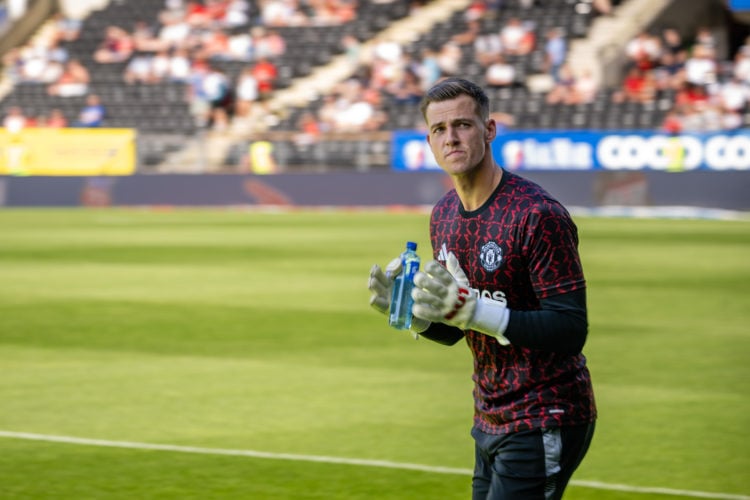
[406,241,417,250]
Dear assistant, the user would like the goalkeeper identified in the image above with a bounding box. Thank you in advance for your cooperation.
[368,78,596,500]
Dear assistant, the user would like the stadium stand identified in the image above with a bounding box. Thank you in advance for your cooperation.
[0,0,748,171]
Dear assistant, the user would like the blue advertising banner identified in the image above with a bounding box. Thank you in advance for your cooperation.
[729,0,750,10]
[391,130,750,172]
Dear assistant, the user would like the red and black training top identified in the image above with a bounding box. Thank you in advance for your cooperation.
[420,169,597,435]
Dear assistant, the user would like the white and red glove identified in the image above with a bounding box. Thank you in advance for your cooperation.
[368,257,429,334]
[411,252,510,345]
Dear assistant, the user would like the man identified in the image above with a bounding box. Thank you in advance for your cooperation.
[368,78,596,500]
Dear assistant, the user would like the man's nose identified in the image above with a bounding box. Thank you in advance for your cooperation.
[446,127,460,143]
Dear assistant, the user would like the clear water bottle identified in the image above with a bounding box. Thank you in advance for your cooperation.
[389,241,420,330]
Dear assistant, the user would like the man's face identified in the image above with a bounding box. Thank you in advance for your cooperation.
[425,94,495,176]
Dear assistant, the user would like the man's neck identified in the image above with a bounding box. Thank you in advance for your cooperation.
[454,164,503,212]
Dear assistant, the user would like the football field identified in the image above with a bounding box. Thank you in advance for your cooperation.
[0,208,748,499]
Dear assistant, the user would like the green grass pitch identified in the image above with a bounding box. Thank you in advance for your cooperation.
[0,208,748,499]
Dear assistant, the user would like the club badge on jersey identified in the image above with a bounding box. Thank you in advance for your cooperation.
[479,241,503,271]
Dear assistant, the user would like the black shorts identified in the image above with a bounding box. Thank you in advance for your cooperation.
[471,422,595,500]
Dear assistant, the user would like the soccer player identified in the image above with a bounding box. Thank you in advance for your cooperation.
[368,77,596,500]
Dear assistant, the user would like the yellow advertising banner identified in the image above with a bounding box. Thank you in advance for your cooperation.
[0,128,136,176]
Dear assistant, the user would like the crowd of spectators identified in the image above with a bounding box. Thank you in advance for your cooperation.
[104,0,362,128]
[0,9,100,129]
[609,24,750,133]
[293,0,586,136]
[2,0,749,137]
[1,93,107,130]
[1,12,84,93]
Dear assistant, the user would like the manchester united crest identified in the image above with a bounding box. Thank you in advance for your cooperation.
[479,241,503,271]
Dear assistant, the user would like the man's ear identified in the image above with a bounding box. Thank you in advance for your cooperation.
[486,119,497,143]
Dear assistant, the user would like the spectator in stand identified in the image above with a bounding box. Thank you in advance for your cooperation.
[187,59,210,126]
[150,49,172,82]
[124,53,155,84]
[500,17,534,56]
[234,65,259,117]
[223,0,252,29]
[474,28,503,67]
[94,26,134,63]
[47,108,68,127]
[660,28,686,58]
[340,81,387,132]
[451,19,481,47]
[624,31,662,71]
[294,110,320,145]
[368,39,403,91]
[684,43,718,88]
[316,93,340,132]
[694,25,717,52]
[202,64,233,129]
[131,19,162,52]
[652,49,686,92]
[198,28,231,60]
[75,94,106,127]
[417,47,442,91]
[227,28,253,61]
[47,58,89,97]
[309,0,356,25]
[612,66,655,104]
[253,27,286,59]
[464,0,489,22]
[543,27,567,82]
[3,106,27,132]
[157,13,191,51]
[168,48,193,81]
[261,0,309,26]
[51,12,82,43]
[710,75,748,130]
[386,66,423,104]
[573,67,598,104]
[674,81,710,109]
[251,56,278,100]
[437,41,462,76]
[184,0,212,27]
[485,54,516,87]
[546,63,577,104]
[27,48,62,84]
[31,113,48,127]
[205,0,232,26]
[660,105,685,134]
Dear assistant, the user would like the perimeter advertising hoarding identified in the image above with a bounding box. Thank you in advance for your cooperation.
[0,128,136,176]
[391,130,750,172]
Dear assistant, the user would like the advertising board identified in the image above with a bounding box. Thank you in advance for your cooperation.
[391,130,750,172]
[0,128,136,176]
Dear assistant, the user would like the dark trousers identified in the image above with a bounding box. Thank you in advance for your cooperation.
[471,422,595,500]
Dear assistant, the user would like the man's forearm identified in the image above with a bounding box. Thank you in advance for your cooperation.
[504,289,588,355]
[418,322,465,346]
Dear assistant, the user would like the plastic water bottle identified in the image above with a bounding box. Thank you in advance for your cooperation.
[389,241,420,330]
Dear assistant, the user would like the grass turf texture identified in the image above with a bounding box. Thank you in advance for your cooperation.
[0,208,747,499]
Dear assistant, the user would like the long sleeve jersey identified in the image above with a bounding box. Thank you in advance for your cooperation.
[422,169,596,434]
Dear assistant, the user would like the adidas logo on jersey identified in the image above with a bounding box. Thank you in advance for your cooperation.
[437,243,450,262]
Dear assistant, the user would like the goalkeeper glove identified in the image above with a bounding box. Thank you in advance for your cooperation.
[411,252,510,345]
[368,257,429,334]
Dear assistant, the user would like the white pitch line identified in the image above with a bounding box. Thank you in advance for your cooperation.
[0,431,747,500]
